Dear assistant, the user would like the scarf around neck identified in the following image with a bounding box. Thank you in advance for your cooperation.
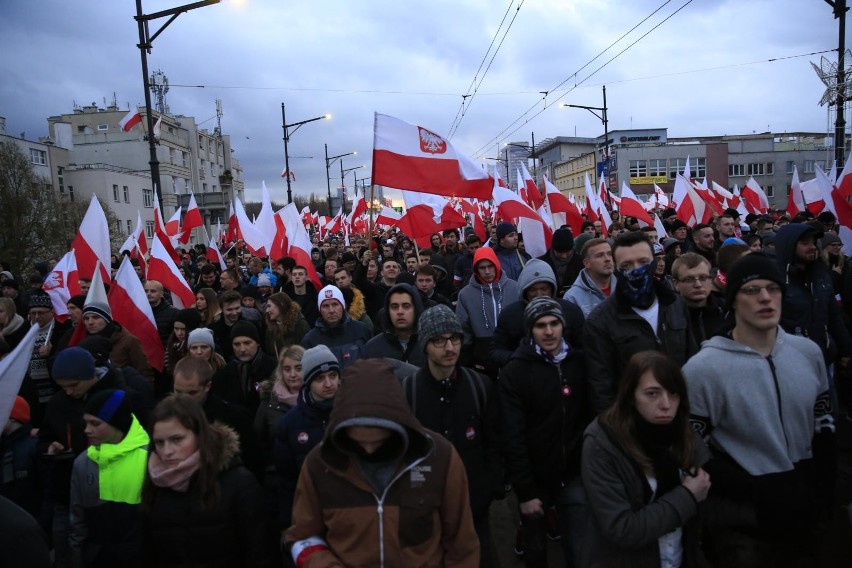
[272,380,299,407]
[148,449,202,492]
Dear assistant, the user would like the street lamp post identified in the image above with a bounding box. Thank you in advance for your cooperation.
[561,85,610,207]
[135,0,220,209]
[282,103,330,204]
[324,145,356,216]
[340,162,364,215]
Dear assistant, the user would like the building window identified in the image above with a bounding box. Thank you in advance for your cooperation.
[115,220,122,233]
[648,159,667,177]
[182,152,188,167]
[98,124,109,131]
[803,160,815,174]
[126,220,133,234]
[670,159,687,179]
[815,160,826,171]
[786,160,795,174]
[113,184,120,202]
[145,221,155,239]
[123,186,129,203]
[57,166,65,194]
[729,164,745,177]
[68,186,74,202]
[30,148,46,165]
[77,125,86,133]
[212,185,217,193]
[694,158,706,178]
[629,160,648,177]
[202,183,208,193]
[747,163,766,176]
[766,185,774,197]
[766,163,774,175]
[143,188,153,208]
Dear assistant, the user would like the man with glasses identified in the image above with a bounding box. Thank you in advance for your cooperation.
[401,305,502,568]
[672,253,728,344]
[683,253,834,566]
[28,292,68,408]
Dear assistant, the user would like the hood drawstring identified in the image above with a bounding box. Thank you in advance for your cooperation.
[478,281,504,330]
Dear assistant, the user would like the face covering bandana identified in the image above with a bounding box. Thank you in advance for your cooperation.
[617,260,657,309]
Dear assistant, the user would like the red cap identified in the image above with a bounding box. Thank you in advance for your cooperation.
[9,396,30,424]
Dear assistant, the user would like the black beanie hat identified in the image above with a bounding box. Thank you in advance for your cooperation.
[175,308,203,331]
[550,228,574,253]
[230,320,261,344]
[523,296,566,336]
[84,389,133,435]
[725,252,785,307]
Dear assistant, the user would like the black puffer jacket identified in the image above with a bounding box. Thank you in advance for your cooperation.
[775,223,852,363]
[583,282,696,415]
[499,339,590,503]
[211,351,277,414]
[141,424,277,568]
[364,283,427,367]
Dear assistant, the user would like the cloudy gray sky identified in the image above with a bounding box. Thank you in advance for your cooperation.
[0,0,845,203]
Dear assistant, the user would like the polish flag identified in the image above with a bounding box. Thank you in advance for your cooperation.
[109,257,164,372]
[653,184,669,208]
[731,185,750,219]
[673,173,706,227]
[397,191,466,249]
[325,207,344,234]
[180,193,203,244]
[741,177,769,214]
[276,203,322,290]
[120,108,142,132]
[544,176,583,236]
[233,195,269,257]
[71,194,112,282]
[164,207,182,239]
[148,233,196,309]
[301,206,313,226]
[653,213,669,240]
[206,237,227,271]
[787,166,806,216]
[43,250,80,322]
[599,179,620,211]
[255,182,278,254]
[349,188,368,222]
[372,113,493,199]
[375,206,402,228]
[619,182,654,225]
[227,201,241,243]
[153,117,162,138]
[692,179,722,222]
[583,174,601,222]
[0,324,39,428]
[711,181,734,208]
[493,186,552,257]
[799,178,825,214]
[518,163,544,210]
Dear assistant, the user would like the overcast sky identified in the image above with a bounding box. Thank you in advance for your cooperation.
[0,0,846,203]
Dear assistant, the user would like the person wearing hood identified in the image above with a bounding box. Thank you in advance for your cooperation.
[69,389,149,567]
[775,222,852,367]
[456,247,521,377]
[211,321,276,414]
[284,359,479,567]
[301,285,372,368]
[490,258,585,369]
[564,238,618,317]
[583,231,696,415]
[499,297,590,567]
[364,283,427,367]
[537,227,583,296]
[0,296,28,349]
[273,345,341,530]
[493,222,531,281]
[682,253,834,566]
[81,297,153,382]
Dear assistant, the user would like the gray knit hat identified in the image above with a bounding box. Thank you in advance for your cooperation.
[301,345,340,386]
[187,327,215,349]
[523,296,565,336]
[82,300,112,324]
[417,305,463,352]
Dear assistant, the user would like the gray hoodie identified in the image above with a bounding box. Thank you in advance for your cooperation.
[563,269,617,317]
[682,327,830,476]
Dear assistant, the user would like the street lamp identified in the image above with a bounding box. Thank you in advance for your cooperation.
[324,145,356,215]
[282,103,330,204]
[135,0,220,209]
[340,163,365,215]
[561,85,609,206]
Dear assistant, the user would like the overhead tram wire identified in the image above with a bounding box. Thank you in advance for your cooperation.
[447,0,518,137]
[470,0,694,160]
[448,0,527,139]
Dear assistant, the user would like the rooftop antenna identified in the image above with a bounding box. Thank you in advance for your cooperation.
[214,98,224,138]
[150,69,170,115]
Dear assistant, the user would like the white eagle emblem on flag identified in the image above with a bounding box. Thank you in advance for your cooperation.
[418,127,447,155]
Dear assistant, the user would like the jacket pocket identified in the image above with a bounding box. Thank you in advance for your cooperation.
[398,491,439,548]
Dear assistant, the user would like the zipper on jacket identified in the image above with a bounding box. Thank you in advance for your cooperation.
[765,356,791,451]
[557,364,567,471]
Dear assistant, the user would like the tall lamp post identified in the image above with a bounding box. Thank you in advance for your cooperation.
[561,85,609,206]
[282,104,330,204]
[324,145,356,215]
[135,0,220,209]
[340,163,365,215]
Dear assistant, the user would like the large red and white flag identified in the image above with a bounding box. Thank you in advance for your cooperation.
[492,186,552,257]
[375,206,402,228]
[0,323,39,428]
[397,191,466,248]
[583,174,601,222]
[256,182,278,254]
[787,165,806,216]
[148,233,196,309]
[164,207,182,240]
[325,207,344,235]
[226,201,241,243]
[43,250,80,322]
[373,113,493,199]
[71,194,111,282]
[518,163,544,210]
[348,188,368,223]
[206,233,228,271]
[109,257,164,372]
[120,108,142,132]
[180,193,203,244]
[619,182,654,225]
[741,177,769,214]
[233,195,269,257]
[276,203,323,290]
[543,176,583,236]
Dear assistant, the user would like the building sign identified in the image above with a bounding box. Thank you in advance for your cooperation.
[619,135,661,143]
[629,175,668,185]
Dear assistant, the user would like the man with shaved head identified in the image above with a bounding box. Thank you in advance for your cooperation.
[144,279,179,348]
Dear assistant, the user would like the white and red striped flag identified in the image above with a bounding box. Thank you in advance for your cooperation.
[373,113,493,199]
[148,233,196,309]
[109,257,165,372]
[43,250,80,322]
[70,194,111,282]
[180,193,203,244]
[492,186,552,258]
[120,108,142,132]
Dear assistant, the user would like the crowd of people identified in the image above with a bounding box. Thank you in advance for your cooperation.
[0,204,850,567]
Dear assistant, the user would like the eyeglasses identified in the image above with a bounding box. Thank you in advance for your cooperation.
[739,283,783,296]
[429,335,462,347]
[675,275,711,285]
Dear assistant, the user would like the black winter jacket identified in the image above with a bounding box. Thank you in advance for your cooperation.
[499,340,590,503]
[583,282,697,415]
[211,351,277,414]
[301,313,372,369]
[401,366,502,518]
[364,283,427,367]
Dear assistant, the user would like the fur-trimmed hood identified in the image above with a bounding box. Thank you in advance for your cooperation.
[347,286,367,322]
[209,421,242,472]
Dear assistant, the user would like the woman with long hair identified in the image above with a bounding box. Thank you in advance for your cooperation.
[141,395,276,567]
[263,292,310,358]
[582,350,712,567]
[186,328,226,372]
[195,288,221,327]
[0,296,27,349]
[166,309,202,374]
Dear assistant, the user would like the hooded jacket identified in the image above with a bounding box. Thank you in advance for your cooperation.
[774,223,852,362]
[211,349,277,414]
[490,259,585,368]
[285,360,479,568]
[564,268,617,318]
[493,242,531,282]
[456,248,521,373]
[301,311,372,369]
[141,423,277,568]
[364,283,427,366]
